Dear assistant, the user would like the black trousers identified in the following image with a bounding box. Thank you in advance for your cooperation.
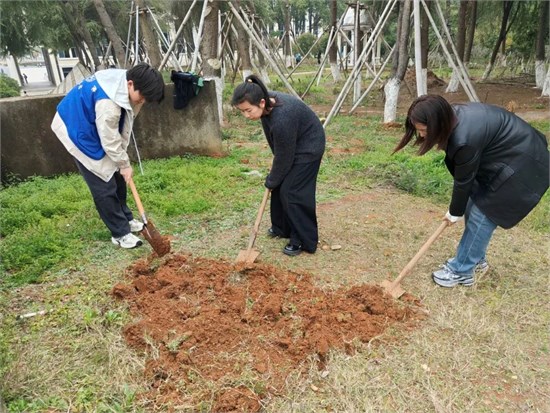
[75,160,133,238]
[270,159,322,252]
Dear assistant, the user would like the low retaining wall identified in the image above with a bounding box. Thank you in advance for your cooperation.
[1,82,222,183]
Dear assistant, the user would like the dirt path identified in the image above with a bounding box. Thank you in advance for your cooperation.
[308,74,549,124]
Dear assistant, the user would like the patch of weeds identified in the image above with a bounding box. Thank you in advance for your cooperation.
[282,301,298,315]
[166,331,192,354]
[103,309,123,327]
[82,307,100,330]
[6,396,69,413]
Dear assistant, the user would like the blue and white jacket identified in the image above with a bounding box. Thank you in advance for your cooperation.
[51,69,142,182]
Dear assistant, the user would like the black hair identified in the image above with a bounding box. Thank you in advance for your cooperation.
[393,94,456,155]
[126,63,165,103]
[231,74,274,111]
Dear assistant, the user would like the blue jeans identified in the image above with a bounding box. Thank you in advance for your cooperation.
[446,199,497,276]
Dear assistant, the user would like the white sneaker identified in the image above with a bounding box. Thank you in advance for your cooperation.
[111,233,143,249]
[129,219,144,232]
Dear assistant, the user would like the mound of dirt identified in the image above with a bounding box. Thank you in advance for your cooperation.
[112,253,425,412]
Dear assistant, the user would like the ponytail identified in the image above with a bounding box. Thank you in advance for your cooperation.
[231,74,273,110]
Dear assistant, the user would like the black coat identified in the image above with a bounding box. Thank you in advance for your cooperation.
[445,103,549,229]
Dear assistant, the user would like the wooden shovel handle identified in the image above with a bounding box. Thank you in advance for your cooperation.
[128,178,147,222]
[246,188,271,251]
[391,220,450,287]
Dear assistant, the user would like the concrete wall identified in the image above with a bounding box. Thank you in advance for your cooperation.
[1,82,222,183]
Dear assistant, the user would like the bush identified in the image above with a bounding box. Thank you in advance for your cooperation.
[296,32,316,55]
[0,74,20,98]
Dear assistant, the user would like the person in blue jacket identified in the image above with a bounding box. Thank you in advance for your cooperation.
[51,63,164,249]
[394,95,549,288]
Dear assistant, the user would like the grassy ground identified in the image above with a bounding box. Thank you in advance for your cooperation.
[1,72,549,412]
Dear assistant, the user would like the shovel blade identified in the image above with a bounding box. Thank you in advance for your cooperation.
[141,219,171,257]
[235,249,260,264]
[380,279,406,299]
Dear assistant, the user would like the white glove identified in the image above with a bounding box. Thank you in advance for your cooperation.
[445,211,463,223]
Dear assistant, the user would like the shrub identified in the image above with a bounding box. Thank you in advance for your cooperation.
[0,74,20,98]
[296,32,316,55]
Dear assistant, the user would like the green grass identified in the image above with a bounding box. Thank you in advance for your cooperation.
[0,151,266,288]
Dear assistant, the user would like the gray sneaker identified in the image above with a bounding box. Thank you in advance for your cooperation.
[432,265,474,287]
[475,258,489,273]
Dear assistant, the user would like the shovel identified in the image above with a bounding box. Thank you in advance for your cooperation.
[236,188,270,264]
[381,220,450,299]
[128,178,171,257]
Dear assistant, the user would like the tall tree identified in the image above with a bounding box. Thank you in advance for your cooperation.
[463,0,477,66]
[232,0,253,80]
[446,0,467,93]
[200,0,224,125]
[328,0,341,81]
[420,0,431,92]
[92,0,127,68]
[248,2,271,84]
[481,1,517,80]
[59,0,101,71]
[542,66,550,97]
[134,0,162,67]
[0,1,39,84]
[282,0,293,67]
[535,0,549,89]
[384,0,411,123]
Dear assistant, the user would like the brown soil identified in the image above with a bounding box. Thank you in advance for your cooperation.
[112,254,425,411]
[142,219,171,257]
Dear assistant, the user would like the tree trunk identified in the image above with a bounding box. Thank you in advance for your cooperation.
[232,1,253,80]
[329,0,341,81]
[542,65,550,97]
[446,0,467,93]
[200,1,223,125]
[135,0,162,68]
[535,0,549,89]
[482,1,514,80]
[384,0,411,123]
[283,0,293,67]
[59,0,101,71]
[247,2,270,84]
[92,0,128,68]
[419,0,430,94]
[463,0,477,65]
[420,0,430,69]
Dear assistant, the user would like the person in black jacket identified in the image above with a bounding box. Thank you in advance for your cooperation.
[394,95,549,287]
[231,75,326,256]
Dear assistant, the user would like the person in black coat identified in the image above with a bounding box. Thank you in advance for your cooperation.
[394,95,549,287]
[231,75,326,256]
